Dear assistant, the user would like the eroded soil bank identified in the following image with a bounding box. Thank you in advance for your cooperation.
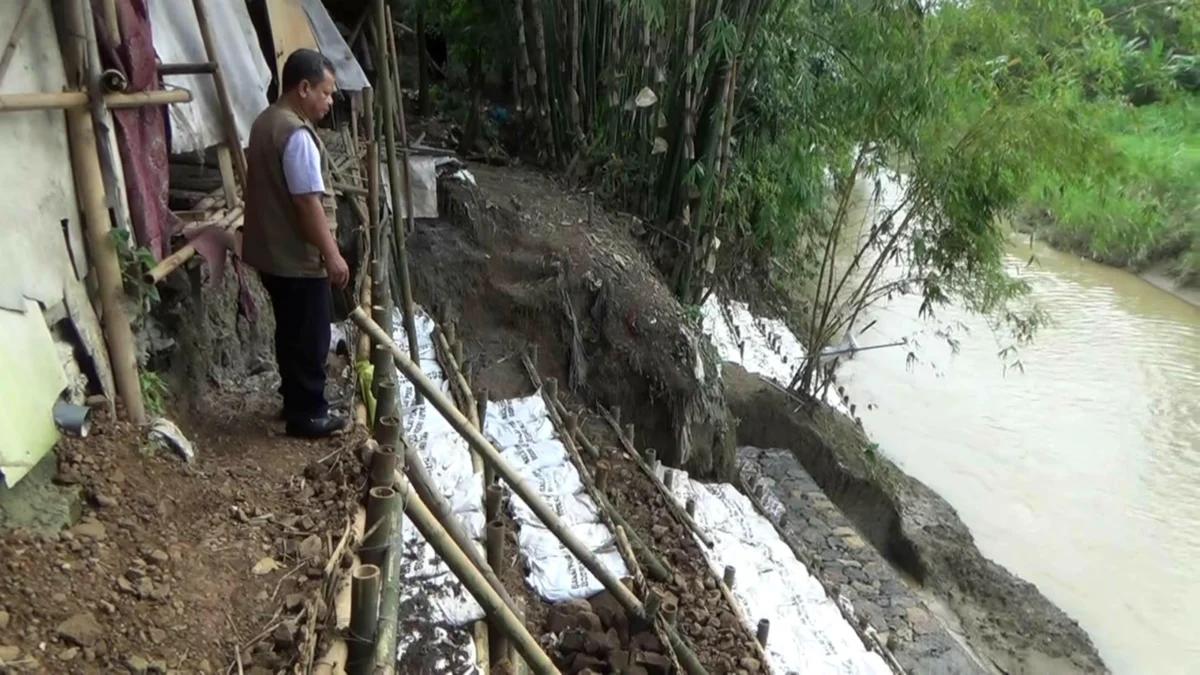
[417,162,1111,675]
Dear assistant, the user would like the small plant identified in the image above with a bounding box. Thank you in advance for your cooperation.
[110,228,161,315]
[140,370,169,418]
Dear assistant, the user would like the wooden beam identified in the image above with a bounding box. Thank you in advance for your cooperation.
[190,0,247,190]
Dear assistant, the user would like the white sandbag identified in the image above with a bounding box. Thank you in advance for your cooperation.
[517,523,617,561]
[397,624,483,675]
[498,438,570,477]
[400,573,485,627]
[526,549,629,605]
[510,491,601,527]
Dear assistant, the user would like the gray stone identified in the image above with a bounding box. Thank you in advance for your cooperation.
[72,521,107,540]
[57,611,103,647]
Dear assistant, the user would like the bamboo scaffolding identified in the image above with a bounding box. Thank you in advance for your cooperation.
[396,475,557,675]
[352,307,644,616]
[372,0,420,402]
[57,0,146,425]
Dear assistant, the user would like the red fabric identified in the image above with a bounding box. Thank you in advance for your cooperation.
[96,0,178,261]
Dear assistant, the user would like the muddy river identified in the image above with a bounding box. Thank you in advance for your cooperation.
[835,181,1200,673]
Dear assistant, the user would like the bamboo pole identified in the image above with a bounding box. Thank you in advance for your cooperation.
[373,483,405,674]
[157,61,216,76]
[369,445,398,489]
[373,414,400,449]
[100,0,120,46]
[0,88,192,114]
[57,0,146,426]
[486,520,510,666]
[398,450,519,613]
[372,0,421,403]
[349,565,381,675]
[0,0,37,88]
[190,0,247,190]
[397,476,558,675]
[353,307,644,617]
[143,206,243,284]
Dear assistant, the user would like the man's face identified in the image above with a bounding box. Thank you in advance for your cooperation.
[297,69,336,122]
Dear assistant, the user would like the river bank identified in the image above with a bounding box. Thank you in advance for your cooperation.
[406,159,1115,674]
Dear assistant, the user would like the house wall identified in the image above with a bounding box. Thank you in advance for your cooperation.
[0,1,115,486]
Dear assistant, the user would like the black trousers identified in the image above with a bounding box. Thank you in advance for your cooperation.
[259,273,332,421]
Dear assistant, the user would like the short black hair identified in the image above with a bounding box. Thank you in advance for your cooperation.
[281,49,335,91]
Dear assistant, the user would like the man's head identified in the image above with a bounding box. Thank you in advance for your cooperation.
[280,49,336,122]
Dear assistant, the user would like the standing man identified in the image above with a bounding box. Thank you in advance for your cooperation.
[242,49,349,439]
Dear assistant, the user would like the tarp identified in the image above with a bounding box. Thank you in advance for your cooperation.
[0,300,67,487]
[148,0,271,154]
[301,0,369,92]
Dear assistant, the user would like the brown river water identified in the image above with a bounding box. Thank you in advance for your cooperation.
[836,180,1200,673]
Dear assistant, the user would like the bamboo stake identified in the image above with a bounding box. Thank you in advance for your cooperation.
[373,481,405,674]
[369,445,398,489]
[0,0,37,88]
[599,406,714,547]
[191,0,247,190]
[486,520,510,665]
[352,308,644,616]
[143,206,243,284]
[397,476,557,675]
[349,565,381,674]
[372,1,421,402]
[398,451,519,613]
[58,0,145,425]
[363,486,396,568]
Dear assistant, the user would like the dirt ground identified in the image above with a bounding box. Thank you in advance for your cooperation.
[0,360,363,675]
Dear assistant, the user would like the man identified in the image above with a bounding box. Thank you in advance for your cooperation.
[242,49,350,439]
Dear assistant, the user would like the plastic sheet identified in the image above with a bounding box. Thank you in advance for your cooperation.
[658,465,893,675]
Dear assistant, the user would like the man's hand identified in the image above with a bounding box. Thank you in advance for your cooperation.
[325,250,350,289]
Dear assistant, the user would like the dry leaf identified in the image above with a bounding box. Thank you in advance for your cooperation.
[252,556,281,575]
[635,87,659,108]
[652,137,669,155]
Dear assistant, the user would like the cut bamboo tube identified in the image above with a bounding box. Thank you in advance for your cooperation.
[363,486,395,568]
[369,445,398,489]
[352,308,644,617]
[399,451,518,612]
[486,520,510,665]
[143,205,243,284]
[57,0,145,426]
[0,88,191,113]
[373,379,396,430]
[373,415,400,449]
[662,596,679,627]
[723,566,736,588]
[372,1,420,402]
[485,484,504,523]
[348,565,380,674]
[756,619,770,647]
[397,476,557,674]
[0,0,37,88]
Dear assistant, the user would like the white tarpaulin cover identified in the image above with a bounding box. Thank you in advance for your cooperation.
[301,0,370,91]
[702,295,852,416]
[483,394,630,603]
[389,308,485,673]
[658,464,893,675]
[149,0,271,154]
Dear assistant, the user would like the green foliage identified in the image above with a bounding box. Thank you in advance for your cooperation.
[140,370,169,418]
[110,228,160,315]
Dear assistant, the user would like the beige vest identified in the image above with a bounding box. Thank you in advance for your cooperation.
[241,103,338,278]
